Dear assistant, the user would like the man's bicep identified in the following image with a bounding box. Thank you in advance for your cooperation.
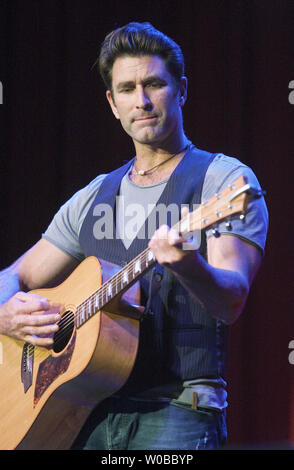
[207,234,262,287]
[15,238,80,290]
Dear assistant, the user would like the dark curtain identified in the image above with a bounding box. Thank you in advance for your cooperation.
[1,0,293,448]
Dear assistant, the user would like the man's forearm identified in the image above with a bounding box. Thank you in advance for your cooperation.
[171,250,249,325]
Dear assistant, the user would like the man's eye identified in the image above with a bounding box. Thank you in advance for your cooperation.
[148,82,164,88]
[120,88,133,93]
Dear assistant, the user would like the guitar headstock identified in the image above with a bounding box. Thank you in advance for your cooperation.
[178,175,264,236]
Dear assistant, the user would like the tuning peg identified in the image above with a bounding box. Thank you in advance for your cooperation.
[212,227,220,238]
[226,220,232,231]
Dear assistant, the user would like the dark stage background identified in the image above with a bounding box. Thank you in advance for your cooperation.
[0,0,293,449]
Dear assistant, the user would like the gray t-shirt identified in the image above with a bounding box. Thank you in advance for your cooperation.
[43,153,268,259]
[42,153,268,411]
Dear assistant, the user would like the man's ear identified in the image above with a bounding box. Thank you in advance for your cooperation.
[106,90,120,120]
[178,76,188,107]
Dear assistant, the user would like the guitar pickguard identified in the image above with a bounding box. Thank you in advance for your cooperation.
[34,330,76,406]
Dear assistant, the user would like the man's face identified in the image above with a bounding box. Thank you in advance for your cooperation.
[106,55,187,147]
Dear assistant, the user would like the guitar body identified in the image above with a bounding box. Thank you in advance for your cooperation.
[0,256,141,450]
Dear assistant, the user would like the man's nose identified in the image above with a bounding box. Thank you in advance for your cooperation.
[135,87,152,110]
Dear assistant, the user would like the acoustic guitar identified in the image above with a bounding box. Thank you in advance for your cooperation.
[0,176,262,449]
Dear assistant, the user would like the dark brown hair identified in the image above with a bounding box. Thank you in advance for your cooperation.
[98,22,185,92]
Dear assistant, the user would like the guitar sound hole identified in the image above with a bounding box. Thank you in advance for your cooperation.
[53,310,75,353]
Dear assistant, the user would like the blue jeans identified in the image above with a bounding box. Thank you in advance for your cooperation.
[72,396,227,450]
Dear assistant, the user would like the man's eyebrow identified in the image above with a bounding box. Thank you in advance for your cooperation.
[116,75,167,90]
[142,75,167,85]
[116,80,135,90]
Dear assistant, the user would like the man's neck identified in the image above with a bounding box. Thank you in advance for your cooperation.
[130,136,191,187]
[133,134,190,168]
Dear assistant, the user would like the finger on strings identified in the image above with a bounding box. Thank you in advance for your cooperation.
[22,311,60,326]
[167,227,186,247]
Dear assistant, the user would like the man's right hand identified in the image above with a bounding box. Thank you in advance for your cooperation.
[0,291,61,347]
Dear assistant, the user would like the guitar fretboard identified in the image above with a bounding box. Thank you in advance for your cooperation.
[75,248,156,327]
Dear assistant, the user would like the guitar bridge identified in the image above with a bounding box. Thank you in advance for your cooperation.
[21,343,34,393]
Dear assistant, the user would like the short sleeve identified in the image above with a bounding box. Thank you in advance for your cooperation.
[42,174,106,261]
[202,154,269,254]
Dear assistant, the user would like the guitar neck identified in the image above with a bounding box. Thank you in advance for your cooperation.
[76,248,156,327]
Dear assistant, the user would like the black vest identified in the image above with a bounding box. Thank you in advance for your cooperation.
[79,146,228,393]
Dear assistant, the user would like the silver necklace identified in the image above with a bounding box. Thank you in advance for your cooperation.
[132,143,191,176]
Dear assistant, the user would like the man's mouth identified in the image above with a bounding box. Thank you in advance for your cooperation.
[135,115,157,122]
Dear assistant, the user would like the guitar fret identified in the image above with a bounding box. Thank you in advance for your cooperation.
[134,259,141,274]
[94,294,100,310]
[107,283,112,300]
[114,277,119,295]
[77,305,82,327]
[103,290,107,304]
[122,270,129,285]
[81,304,85,323]
[147,250,155,264]
[88,299,93,316]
